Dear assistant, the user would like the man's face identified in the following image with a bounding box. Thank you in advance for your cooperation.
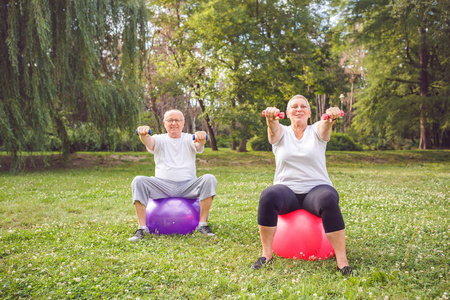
[163,111,185,138]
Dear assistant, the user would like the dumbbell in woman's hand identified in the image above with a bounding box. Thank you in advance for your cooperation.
[262,111,285,119]
[322,110,344,121]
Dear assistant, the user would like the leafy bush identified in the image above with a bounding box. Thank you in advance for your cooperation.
[215,134,232,148]
[48,124,143,152]
[250,132,363,152]
[69,124,102,151]
[327,132,363,151]
[249,135,272,151]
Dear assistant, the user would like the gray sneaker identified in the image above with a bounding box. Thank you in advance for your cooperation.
[128,228,149,242]
[196,225,215,236]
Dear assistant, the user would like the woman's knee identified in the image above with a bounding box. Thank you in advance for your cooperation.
[320,196,340,213]
[257,188,279,226]
[259,185,293,214]
[260,185,285,205]
[311,185,339,205]
[259,188,275,209]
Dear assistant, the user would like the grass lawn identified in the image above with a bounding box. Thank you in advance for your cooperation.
[0,149,449,299]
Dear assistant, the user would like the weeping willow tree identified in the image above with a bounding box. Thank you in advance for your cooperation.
[0,0,147,169]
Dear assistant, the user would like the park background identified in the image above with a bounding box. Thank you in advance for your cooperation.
[1,0,449,299]
[1,0,449,169]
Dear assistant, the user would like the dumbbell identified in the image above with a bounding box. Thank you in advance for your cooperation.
[262,111,285,119]
[322,110,344,120]
[136,129,208,140]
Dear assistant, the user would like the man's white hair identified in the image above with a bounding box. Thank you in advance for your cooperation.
[164,109,185,121]
[286,95,311,111]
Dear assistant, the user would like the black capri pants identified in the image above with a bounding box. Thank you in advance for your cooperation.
[258,184,345,233]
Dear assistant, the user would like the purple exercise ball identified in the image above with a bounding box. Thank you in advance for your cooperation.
[146,197,200,235]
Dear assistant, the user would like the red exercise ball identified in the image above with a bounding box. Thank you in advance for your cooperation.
[272,209,335,260]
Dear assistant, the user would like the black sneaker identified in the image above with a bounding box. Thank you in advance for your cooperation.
[196,225,214,236]
[128,228,149,242]
[337,266,353,277]
[251,257,273,270]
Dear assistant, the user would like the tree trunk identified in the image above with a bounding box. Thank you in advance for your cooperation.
[51,105,71,161]
[198,98,218,151]
[230,94,237,150]
[418,27,431,149]
[349,81,354,127]
[231,140,237,150]
[149,96,163,134]
[419,103,431,149]
[432,123,440,147]
[315,94,326,122]
[442,128,450,147]
[238,139,247,152]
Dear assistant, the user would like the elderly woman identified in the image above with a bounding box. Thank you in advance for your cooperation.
[251,95,352,276]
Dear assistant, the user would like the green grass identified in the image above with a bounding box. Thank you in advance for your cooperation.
[1,149,449,299]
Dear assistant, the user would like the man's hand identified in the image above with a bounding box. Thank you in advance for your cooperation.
[193,131,208,145]
[136,125,155,151]
[136,126,152,136]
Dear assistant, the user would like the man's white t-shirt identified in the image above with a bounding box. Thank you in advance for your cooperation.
[272,122,332,194]
[148,133,204,182]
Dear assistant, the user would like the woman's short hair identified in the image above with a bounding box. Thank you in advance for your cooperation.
[286,95,310,111]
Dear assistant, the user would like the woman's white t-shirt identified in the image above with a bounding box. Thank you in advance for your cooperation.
[272,122,332,194]
[148,133,204,182]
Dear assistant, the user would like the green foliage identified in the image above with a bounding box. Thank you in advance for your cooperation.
[327,132,363,151]
[67,124,143,152]
[249,135,272,152]
[250,131,363,152]
[215,134,232,148]
[0,150,449,299]
[0,0,148,169]
[189,0,321,148]
[338,0,450,148]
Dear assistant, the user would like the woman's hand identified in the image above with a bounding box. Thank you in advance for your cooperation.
[264,107,283,121]
[323,107,342,122]
[318,107,341,142]
[265,107,283,144]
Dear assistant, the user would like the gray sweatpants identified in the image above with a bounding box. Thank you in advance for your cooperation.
[131,174,217,207]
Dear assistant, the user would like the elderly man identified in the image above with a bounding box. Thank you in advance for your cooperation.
[129,109,217,241]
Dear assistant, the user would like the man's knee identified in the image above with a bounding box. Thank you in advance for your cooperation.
[131,176,150,207]
[201,174,217,188]
[131,176,147,189]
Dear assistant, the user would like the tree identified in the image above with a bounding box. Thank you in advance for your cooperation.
[341,0,450,149]
[0,0,148,169]
[339,46,366,127]
[144,0,220,149]
[190,0,320,151]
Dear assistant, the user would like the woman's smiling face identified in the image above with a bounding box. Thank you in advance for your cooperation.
[287,96,311,124]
